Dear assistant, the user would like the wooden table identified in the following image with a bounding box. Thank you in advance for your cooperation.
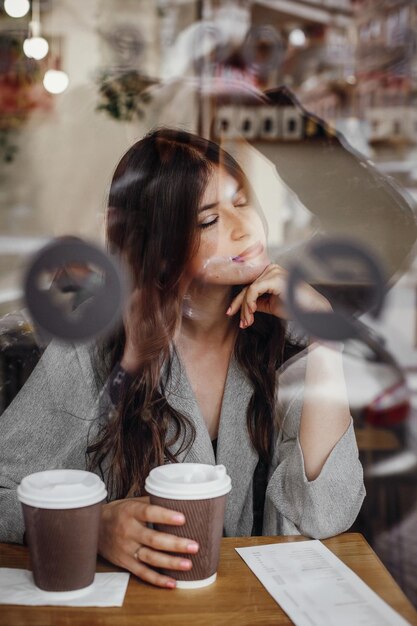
[1,533,416,626]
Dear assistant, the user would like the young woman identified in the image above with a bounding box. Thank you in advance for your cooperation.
[0,128,365,589]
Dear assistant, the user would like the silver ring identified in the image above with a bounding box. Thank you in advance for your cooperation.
[133,545,143,561]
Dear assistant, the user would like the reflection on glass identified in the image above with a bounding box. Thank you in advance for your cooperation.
[0,0,417,610]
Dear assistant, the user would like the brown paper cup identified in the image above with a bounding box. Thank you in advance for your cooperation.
[17,469,107,597]
[151,494,227,587]
[22,501,102,592]
[145,463,231,588]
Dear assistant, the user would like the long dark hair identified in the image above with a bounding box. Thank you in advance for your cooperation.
[87,127,286,499]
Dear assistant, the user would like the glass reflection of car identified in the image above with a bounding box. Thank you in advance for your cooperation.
[309,281,410,449]
[343,331,410,447]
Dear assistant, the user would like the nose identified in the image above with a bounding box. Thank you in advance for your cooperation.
[228,210,250,241]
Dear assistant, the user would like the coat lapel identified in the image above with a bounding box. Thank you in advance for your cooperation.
[164,351,215,465]
[165,350,258,537]
[216,356,258,536]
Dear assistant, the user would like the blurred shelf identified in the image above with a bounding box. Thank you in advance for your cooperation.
[355,426,401,452]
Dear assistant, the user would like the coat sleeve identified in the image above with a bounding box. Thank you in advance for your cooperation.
[263,352,366,539]
[0,339,111,544]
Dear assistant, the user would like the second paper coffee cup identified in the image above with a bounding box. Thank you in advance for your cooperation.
[145,463,232,589]
[17,469,107,598]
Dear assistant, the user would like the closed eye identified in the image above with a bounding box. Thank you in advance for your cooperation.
[234,192,249,207]
[199,216,218,229]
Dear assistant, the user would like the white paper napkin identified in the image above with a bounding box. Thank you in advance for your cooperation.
[0,568,130,607]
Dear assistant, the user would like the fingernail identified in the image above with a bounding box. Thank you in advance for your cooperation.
[226,306,232,315]
[187,542,199,552]
[166,581,176,589]
[239,320,244,329]
[172,514,185,523]
[180,559,192,568]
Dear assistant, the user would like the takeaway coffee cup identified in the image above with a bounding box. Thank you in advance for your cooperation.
[145,463,231,589]
[17,469,107,598]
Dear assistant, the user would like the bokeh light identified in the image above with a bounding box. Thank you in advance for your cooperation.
[4,0,30,18]
[43,69,69,94]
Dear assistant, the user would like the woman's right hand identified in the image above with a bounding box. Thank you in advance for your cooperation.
[98,496,199,588]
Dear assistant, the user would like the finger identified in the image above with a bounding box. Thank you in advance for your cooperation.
[239,284,271,327]
[245,273,286,311]
[125,554,178,589]
[137,545,193,572]
[240,298,254,329]
[231,267,286,322]
[226,287,248,316]
[256,296,287,319]
[227,265,279,317]
[236,289,261,324]
[140,525,199,555]
[130,501,187,526]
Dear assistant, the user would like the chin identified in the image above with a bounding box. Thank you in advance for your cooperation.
[226,258,270,286]
[196,252,270,286]
[236,264,268,285]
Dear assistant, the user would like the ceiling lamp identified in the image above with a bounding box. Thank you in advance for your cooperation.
[23,35,49,59]
[23,1,49,60]
[24,25,49,60]
[42,28,69,95]
[289,28,306,48]
[43,69,69,94]
[4,0,30,18]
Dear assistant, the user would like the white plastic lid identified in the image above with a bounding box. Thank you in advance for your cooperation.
[145,463,232,500]
[17,470,107,509]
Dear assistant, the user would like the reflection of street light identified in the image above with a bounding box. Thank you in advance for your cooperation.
[289,28,306,48]
[23,22,49,60]
[43,69,69,94]
[4,0,30,18]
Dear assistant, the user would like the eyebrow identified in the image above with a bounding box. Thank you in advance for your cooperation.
[198,201,218,213]
[198,184,244,213]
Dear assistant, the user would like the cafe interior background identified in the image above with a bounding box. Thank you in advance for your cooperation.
[1,0,417,609]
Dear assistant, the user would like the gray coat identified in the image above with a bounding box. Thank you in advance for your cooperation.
[0,339,365,543]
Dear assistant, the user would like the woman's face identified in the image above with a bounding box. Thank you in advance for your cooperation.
[187,166,270,286]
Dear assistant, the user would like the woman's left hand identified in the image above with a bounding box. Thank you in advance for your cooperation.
[226,263,331,328]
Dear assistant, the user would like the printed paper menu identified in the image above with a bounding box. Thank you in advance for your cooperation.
[235,540,410,626]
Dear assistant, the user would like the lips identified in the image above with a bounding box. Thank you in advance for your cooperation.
[232,241,264,263]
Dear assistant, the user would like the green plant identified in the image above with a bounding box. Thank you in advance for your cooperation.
[96,69,155,121]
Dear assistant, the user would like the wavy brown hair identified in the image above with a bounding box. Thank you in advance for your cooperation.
[87,128,287,500]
